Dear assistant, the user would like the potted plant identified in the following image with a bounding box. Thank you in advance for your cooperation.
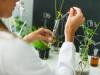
[76,23,100,75]
[32,40,50,59]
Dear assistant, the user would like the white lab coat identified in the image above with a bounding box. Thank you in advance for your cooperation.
[0,31,75,75]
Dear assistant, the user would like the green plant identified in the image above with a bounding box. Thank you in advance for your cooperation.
[31,40,50,51]
[76,22,100,75]
[20,25,37,37]
[32,40,50,59]
[10,16,24,31]
[9,16,38,37]
[52,0,65,48]
[80,23,99,64]
[55,0,65,20]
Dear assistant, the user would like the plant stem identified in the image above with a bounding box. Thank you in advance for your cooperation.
[55,0,57,19]
[60,0,65,12]
[55,0,65,19]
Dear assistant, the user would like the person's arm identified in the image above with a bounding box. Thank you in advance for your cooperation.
[55,42,76,75]
[2,37,53,75]
[23,28,54,43]
[55,7,85,75]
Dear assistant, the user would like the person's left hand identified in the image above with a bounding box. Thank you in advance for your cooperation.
[23,28,54,43]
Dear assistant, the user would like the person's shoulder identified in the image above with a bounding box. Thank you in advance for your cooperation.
[0,31,14,39]
[0,31,34,58]
[0,31,38,56]
[0,31,32,51]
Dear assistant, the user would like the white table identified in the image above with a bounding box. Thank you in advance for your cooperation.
[43,51,100,75]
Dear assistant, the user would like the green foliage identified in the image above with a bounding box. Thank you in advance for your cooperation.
[31,40,50,51]
[55,0,65,19]
[10,16,38,37]
[14,16,24,31]
[20,26,37,37]
[79,23,100,65]
[76,23,100,74]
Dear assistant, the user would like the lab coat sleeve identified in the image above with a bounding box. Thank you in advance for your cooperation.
[2,38,53,75]
[2,37,75,75]
[55,42,76,75]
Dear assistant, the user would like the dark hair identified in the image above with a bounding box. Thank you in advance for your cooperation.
[0,19,9,31]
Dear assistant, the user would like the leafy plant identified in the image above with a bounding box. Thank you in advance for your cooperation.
[55,0,65,20]
[32,40,50,59]
[52,0,65,48]
[76,22,100,75]
[10,16,24,31]
[20,25,37,37]
[80,23,99,64]
[31,40,50,51]
[9,16,38,37]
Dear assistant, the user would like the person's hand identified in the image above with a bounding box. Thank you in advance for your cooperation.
[65,7,85,42]
[23,28,54,43]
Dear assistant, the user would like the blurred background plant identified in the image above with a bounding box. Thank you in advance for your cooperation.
[9,16,37,37]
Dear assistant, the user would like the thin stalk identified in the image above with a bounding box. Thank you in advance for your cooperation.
[90,23,100,39]
[59,0,65,12]
[85,23,100,52]
[55,0,57,19]
[55,0,65,19]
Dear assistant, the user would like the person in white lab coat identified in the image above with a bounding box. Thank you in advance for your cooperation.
[0,0,85,75]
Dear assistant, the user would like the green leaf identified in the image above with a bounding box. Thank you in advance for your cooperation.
[31,40,50,51]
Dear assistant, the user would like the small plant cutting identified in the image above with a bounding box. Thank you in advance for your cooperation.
[53,0,65,33]
[52,0,65,51]
[55,0,65,20]
[76,23,100,75]
[32,40,50,59]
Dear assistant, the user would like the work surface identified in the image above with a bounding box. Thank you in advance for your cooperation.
[43,51,100,75]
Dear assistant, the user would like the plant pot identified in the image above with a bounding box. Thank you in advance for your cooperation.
[39,49,50,59]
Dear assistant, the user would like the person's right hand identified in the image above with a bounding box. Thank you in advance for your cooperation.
[65,7,85,42]
[23,28,54,43]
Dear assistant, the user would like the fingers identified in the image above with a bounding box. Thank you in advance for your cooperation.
[42,29,54,42]
[38,28,53,37]
[43,29,53,36]
[65,7,85,42]
[69,8,75,17]
[69,7,84,18]
[39,34,53,43]
[37,28,54,43]
[71,7,85,23]
[73,7,84,17]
